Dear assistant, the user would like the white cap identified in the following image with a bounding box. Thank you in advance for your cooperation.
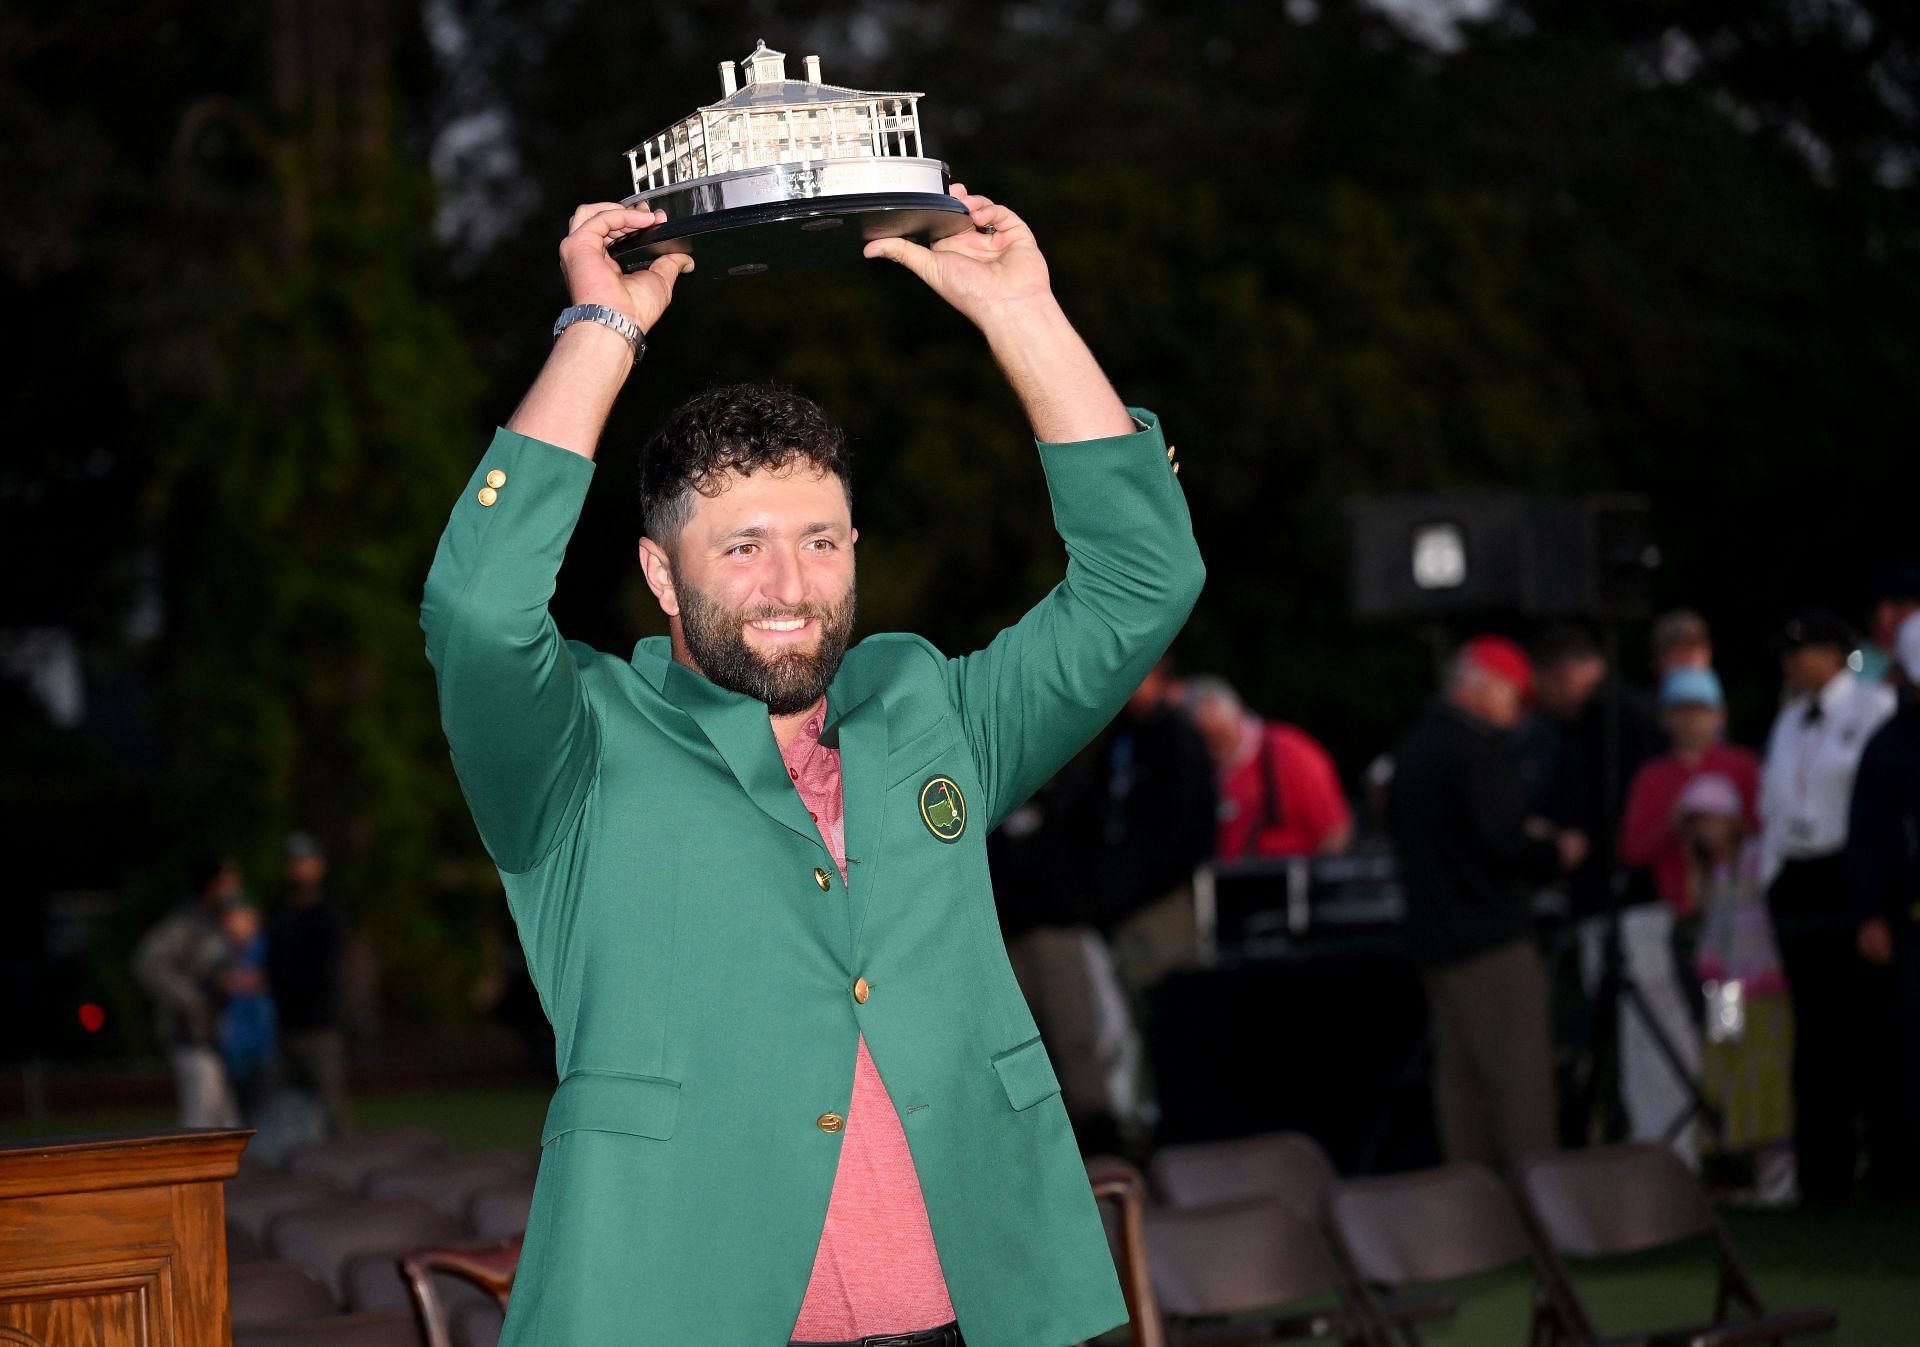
[1898,609,1920,684]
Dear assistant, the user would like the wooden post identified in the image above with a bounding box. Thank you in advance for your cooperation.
[0,1128,252,1347]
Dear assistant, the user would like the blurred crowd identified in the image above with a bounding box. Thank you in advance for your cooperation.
[132,832,354,1158]
[994,567,1920,1209]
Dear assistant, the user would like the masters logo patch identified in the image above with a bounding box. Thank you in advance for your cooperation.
[919,776,967,843]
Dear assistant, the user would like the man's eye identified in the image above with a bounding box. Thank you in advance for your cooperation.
[807,538,836,551]
[730,543,758,557]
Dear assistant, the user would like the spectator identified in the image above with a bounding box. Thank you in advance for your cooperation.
[1760,608,1898,1205]
[1651,608,1714,680]
[1083,661,1219,997]
[1680,773,1794,1203]
[1846,610,1920,1197]
[1857,565,1920,684]
[1529,623,1668,921]
[132,856,245,1128]
[266,831,351,1138]
[1612,667,1761,1167]
[1622,669,1762,914]
[1184,675,1353,859]
[1388,636,1585,1167]
[218,895,278,1120]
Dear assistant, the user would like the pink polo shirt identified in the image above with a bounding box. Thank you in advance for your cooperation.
[781,706,956,1341]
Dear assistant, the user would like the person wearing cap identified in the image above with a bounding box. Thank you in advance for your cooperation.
[1615,667,1760,1166]
[1760,607,1898,1205]
[266,830,352,1138]
[1845,610,1920,1194]
[1387,635,1587,1168]
[1651,609,1714,681]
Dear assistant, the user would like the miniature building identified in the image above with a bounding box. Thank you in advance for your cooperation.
[625,41,930,201]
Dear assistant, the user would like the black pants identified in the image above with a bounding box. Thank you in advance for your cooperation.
[1768,856,1905,1204]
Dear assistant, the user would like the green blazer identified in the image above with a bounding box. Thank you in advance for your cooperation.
[421,410,1203,1347]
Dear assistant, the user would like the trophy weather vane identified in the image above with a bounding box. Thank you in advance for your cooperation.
[607,40,973,278]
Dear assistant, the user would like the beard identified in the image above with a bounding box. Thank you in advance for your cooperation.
[674,572,857,716]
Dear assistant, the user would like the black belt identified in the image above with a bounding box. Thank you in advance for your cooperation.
[789,1324,963,1347]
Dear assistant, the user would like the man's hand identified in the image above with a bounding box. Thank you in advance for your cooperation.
[863,186,1051,331]
[560,202,694,333]
[865,185,1132,443]
[1859,917,1894,966]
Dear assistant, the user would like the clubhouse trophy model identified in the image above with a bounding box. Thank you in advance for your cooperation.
[608,41,973,277]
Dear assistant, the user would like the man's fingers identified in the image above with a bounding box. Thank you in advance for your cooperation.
[864,236,939,283]
[569,201,631,232]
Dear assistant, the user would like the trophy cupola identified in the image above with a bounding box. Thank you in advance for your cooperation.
[743,40,787,86]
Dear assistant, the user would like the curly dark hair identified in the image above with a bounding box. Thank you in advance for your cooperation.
[640,383,852,543]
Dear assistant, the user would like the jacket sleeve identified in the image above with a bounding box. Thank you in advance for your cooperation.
[944,410,1206,831]
[421,429,601,874]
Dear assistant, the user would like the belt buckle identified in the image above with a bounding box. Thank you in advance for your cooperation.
[861,1335,923,1347]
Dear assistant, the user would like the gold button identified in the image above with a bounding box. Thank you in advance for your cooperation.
[477,486,498,507]
[485,469,507,489]
[813,867,832,891]
[852,977,870,1005]
[817,1112,844,1133]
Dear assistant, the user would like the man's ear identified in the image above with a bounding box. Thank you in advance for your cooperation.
[638,536,680,618]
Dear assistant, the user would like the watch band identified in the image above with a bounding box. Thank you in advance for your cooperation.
[553,303,645,362]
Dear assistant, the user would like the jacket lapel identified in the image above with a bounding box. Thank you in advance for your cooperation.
[657,656,824,850]
[824,690,888,952]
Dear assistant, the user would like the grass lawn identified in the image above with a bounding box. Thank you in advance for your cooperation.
[8,1085,1916,1344]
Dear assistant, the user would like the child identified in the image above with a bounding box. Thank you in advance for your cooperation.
[218,896,279,1120]
[1676,772,1795,1204]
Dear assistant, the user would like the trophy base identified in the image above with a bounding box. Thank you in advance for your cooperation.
[609,193,974,278]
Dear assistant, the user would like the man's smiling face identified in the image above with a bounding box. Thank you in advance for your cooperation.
[640,463,858,714]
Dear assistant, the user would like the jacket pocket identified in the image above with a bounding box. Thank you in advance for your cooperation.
[541,1068,682,1145]
[990,1036,1063,1112]
[887,721,961,788]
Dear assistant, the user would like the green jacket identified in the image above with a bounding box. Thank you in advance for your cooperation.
[421,409,1203,1346]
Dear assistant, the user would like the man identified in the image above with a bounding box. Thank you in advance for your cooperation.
[1616,666,1760,1165]
[1848,611,1920,1194]
[132,856,246,1128]
[266,831,351,1138]
[1760,608,1898,1205]
[1185,674,1351,859]
[1387,636,1585,1168]
[420,188,1204,1347]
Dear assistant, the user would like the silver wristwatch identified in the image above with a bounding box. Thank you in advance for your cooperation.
[553,303,645,362]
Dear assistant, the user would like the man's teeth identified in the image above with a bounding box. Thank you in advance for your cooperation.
[751,618,808,632]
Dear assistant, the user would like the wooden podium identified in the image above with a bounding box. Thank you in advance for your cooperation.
[0,1128,251,1347]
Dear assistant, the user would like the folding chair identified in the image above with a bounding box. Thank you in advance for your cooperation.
[1086,1155,1169,1347]
[1146,1196,1360,1344]
[1325,1163,1577,1347]
[1513,1145,1837,1347]
[1149,1132,1339,1212]
[401,1236,521,1347]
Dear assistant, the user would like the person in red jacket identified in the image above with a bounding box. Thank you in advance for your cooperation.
[1184,676,1353,859]
[1621,667,1761,915]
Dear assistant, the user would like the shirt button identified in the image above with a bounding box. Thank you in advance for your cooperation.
[852,977,870,1004]
[813,867,832,891]
[817,1112,844,1133]
[485,468,507,489]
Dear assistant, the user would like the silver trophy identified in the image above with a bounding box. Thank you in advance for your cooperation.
[608,41,973,278]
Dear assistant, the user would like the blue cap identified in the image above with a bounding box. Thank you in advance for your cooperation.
[1660,667,1724,709]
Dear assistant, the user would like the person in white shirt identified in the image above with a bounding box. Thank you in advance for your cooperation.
[1759,608,1898,1206]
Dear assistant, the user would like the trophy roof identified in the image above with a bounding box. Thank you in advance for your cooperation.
[705,79,924,110]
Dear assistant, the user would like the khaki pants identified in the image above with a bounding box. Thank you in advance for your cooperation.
[1422,939,1556,1168]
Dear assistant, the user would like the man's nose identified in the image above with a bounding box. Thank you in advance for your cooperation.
[759,547,806,608]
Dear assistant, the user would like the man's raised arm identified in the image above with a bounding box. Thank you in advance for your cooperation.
[421,207,692,872]
[867,188,1206,826]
